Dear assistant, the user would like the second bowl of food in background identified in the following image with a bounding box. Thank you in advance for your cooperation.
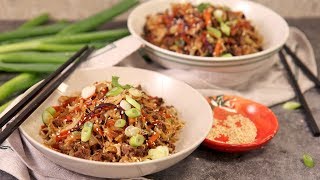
[128,0,289,87]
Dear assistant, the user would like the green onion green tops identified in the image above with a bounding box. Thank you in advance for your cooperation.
[42,110,53,126]
[19,13,50,29]
[220,23,231,36]
[125,108,141,118]
[282,101,301,110]
[126,95,141,110]
[207,26,222,38]
[302,154,315,168]
[45,106,56,116]
[197,3,211,12]
[81,121,93,142]
[129,134,145,147]
[0,22,69,42]
[0,100,12,113]
[0,73,41,102]
[112,76,122,87]
[221,53,233,57]
[58,0,139,35]
[128,88,142,97]
[114,119,126,128]
[111,76,131,89]
[106,86,124,97]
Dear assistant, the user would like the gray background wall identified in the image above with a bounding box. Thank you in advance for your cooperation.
[0,0,319,20]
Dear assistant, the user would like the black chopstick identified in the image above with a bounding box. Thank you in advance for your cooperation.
[283,45,320,87]
[279,50,320,137]
[0,46,89,129]
[0,47,94,144]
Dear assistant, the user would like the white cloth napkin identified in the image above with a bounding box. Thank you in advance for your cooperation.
[0,27,317,180]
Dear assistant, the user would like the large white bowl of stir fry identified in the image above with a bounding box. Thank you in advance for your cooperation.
[128,0,289,76]
[19,67,213,178]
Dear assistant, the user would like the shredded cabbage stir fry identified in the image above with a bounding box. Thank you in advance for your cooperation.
[40,76,184,162]
[143,3,263,57]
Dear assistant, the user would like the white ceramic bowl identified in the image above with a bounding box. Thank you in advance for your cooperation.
[19,67,213,178]
[128,0,289,87]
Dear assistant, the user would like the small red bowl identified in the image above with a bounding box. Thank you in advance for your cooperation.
[202,95,279,153]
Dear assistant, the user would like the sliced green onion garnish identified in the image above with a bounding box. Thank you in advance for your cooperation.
[114,119,126,128]
[221,53,233,57]
[45,106,56,116]
[129,134,145,147]
[213,9,224,23]
[126,95,141,110]
[302,154,315,168]
[42,110,53,125]
[122,84,132,89]
[125,125,141,137]
[220,23,230,36]
[207,26,221,38]
[125,108,141,118]
[128,88,142,97]
[111,76,131,89]
[282,101,301,110]
[148,146,169,160]
[106,86,123,96]
[197,3,211,12]
[112,76,121,87]
[120,100,131,110]
[81,121,93,142]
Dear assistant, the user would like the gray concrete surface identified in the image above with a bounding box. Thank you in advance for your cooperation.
[0,0,319,21]
[0,18,320,180]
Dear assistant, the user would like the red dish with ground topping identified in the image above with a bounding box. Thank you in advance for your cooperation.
[143,3,263,57]
[203,95,278,152]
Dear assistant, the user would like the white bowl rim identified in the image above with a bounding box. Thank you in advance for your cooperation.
[19,66,213,167]
[127,0,289,63]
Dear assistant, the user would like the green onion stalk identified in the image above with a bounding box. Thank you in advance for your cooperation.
[18,13,50,29]
[58,0,138,35]
[0,29,129,53]
[0,22,69,42]
[0,73,41,103]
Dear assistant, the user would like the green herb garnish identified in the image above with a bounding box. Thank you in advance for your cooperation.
[111,76,132,89]
[282,101,301,110]
[302,154,315,168]
[197,3,211,12]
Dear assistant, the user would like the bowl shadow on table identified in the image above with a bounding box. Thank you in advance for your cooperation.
[145,145,268,179]
[196,145,267,162]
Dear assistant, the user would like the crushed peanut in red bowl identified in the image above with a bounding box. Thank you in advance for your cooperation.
[203,95,278,152]
[207,114,257,144]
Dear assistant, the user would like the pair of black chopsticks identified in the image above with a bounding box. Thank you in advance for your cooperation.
[279,45,320,137]
[0,46,94,144]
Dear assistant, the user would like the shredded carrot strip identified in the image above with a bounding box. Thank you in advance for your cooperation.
[147,132,160,147]
[203,9,212,26]
[214,40,222,56]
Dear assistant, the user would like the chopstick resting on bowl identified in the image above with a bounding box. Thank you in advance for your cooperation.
[0,46,94,144]
[278,49,320,137]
